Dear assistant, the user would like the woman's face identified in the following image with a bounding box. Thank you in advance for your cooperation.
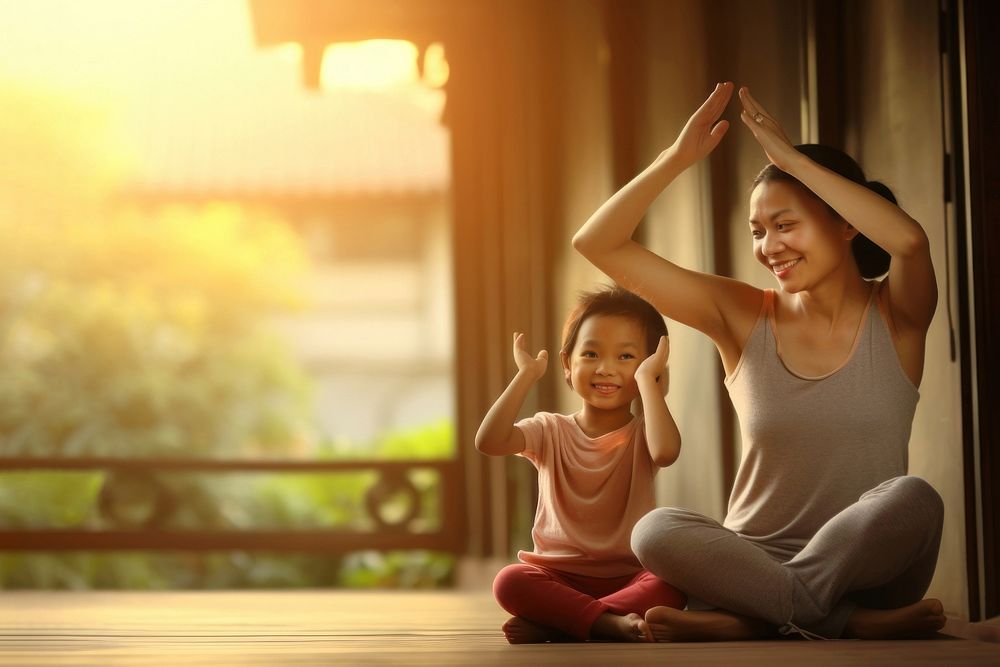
[748,180,858,292]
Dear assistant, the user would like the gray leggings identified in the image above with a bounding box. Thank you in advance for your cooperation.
[630,476,944,639]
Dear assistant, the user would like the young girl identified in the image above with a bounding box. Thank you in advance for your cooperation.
[574,82,945,640]
[475,285,686,644]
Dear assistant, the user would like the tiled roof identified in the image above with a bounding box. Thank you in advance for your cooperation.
[0,2,451,199]
[119,82,450,198]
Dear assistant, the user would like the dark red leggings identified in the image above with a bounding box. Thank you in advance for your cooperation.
[492,563,686,640]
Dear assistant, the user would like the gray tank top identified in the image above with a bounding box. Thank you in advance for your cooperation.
[723,286,919,558]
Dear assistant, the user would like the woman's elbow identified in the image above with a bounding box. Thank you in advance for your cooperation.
[895,223,931,259]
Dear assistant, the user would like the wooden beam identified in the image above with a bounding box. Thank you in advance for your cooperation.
[0,530,458,553]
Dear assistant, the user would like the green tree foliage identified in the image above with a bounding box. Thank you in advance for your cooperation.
[1,204,313,458]
[0,88,454,589]
[1,88,312,459]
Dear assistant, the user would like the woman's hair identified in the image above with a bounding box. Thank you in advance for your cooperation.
[752,144,894,279]
[560,285,667,363]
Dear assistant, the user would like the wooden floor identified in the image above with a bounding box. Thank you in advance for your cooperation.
[1,591,998,666]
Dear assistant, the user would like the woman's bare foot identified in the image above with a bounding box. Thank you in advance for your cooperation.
[845,598,946,639]
[501,616,571,644]
[644,606,774,642]
[589,612,652,642]
[942,617,1000,643]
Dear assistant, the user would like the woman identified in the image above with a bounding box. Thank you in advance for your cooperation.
[572,81,945,640]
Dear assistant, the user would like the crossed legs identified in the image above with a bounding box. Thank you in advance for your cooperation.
[492,563,686,642]
[631,476,945,640]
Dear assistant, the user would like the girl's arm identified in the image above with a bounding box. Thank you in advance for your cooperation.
[738,87,937,334]
[573,82,761,356]
[635,336,681,467]
[474,333,548,457]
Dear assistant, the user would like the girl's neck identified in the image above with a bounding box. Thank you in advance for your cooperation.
[575,404,634,438]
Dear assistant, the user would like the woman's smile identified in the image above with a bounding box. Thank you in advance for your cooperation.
[771,257,801,279]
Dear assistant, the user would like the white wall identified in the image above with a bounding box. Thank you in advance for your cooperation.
[274,199,455,448]
[843,0,967,616]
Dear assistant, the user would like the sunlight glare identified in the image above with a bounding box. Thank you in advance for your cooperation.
[320,40,420,90]
[272,42,304,66]
[423,43,450,89]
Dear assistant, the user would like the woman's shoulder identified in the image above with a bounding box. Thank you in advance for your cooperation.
[705,277,766,327]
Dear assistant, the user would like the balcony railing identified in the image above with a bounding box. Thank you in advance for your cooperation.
[0,457,462,554]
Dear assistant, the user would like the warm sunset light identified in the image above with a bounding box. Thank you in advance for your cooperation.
[321,39,418,89]
[0,0,452,463]
[320,39,450,91]
[423,43,450,89]
[1,0,458,596]
[0,1,249,96]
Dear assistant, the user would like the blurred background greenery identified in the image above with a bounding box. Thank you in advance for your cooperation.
[0,66,455,588]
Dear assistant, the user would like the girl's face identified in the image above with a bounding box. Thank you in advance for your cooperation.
[561,314,646,411]
[749,180,858,292]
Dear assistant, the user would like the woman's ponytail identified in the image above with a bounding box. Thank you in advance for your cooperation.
[852,180,895,278]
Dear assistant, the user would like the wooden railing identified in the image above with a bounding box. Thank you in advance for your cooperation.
[0,457,463,554]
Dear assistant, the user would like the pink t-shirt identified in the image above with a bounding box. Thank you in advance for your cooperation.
[514,412,657,577]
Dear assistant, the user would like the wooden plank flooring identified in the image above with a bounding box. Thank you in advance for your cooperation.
[0,591,997,666]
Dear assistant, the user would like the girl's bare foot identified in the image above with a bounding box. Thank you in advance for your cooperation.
[845,598,946,639]
[589,612,652,642]
[501,616,571,644]
[644,606,773,642]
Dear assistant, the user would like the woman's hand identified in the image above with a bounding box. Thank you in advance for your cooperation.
[738,86,800,171]
[512,332,548,382]
[635,335,669,394]
[668,82,733,166]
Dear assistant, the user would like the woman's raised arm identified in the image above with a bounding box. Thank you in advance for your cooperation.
[573,82,760,354]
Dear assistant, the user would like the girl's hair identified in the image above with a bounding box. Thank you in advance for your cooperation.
[752,144,894,279]
[560,285,667,362]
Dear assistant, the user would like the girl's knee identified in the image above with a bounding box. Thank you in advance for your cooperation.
[492,564,537,608]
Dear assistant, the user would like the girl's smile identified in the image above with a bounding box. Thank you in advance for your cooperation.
[592,381,622,394]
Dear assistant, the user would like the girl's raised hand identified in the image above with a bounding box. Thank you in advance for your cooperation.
[636,335,669,391]
[512,332,548,381]
[738,86,798,170]
[668,82,733,166]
